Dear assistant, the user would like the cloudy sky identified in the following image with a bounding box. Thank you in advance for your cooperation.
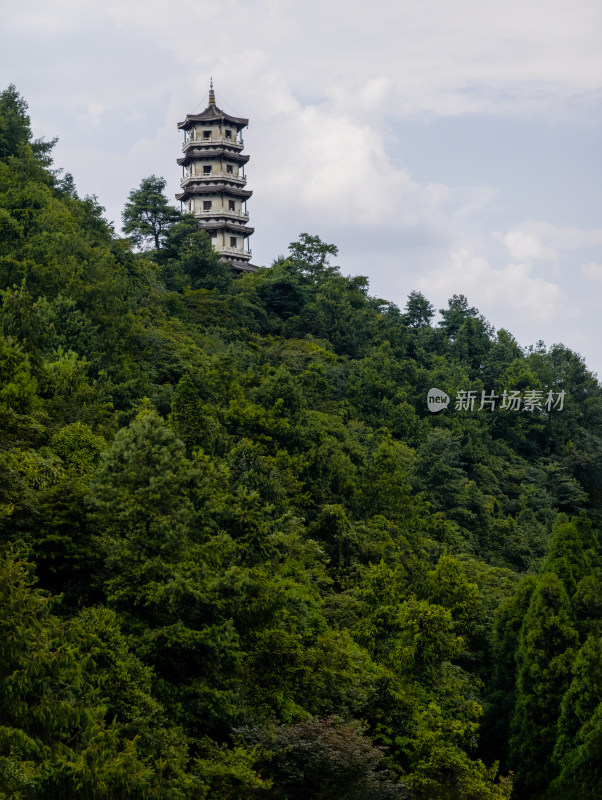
[2,0,602,375]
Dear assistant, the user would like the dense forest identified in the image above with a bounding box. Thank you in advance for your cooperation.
[1,84,602,799]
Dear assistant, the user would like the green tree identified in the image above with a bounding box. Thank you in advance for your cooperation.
[422,554,480,639]
[543,513,595,597]
[258,260,309,321]
[240,717,409,800]
[288,233,339,281]
[453,316,493,373]
[509,571,579,797]
[438,294,487,340]
[90,409,243,739]
[0,84,55,164]
[551,633,602,800]
[0,547,167,799]
[406,701,513,800]
[480,575,537,768]
[122,175,181,251]
[0,333,37,414]
[403,291,435,328]
[163,214,231,290]
[89,408,198,611]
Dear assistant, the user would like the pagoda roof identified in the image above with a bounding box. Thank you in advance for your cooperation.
[177,149,250,166]
[176,183,253,200]
[199,220,255,236]
[229,259,257,272]
[178,103,248,130]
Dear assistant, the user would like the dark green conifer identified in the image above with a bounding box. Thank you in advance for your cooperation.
[509,572,579,797]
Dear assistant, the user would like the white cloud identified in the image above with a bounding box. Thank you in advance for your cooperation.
[581,261,602,281]
[86,101,104,127]
[419,245,563,323]
[2,0,602,374]
[8,0,602,124]
[503,230,558,262]
[510,221,602,250]
[250,84,454,230]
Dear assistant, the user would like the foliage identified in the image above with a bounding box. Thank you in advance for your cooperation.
[239,717,410,799]
[122,174,182,251]
[2,85,602,798]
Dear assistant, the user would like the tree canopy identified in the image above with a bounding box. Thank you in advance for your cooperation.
[2,85,602,799]
[122,174,182,251]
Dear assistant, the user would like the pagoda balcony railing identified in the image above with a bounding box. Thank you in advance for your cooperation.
[216,246,252,258]
[193,210,250,222]
[182,135,244,150]
[180,172,246,187]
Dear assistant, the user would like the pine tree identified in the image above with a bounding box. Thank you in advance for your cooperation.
[0,548,160,798]
[509,571,579,797]
[543,513,595,597]
[122,175,181,251]
[0,84,55,164]
[403,291,434,328]
[550,632,602,799]
[89,408,242,739]
[481,575,537,769]
[89,408,198,613]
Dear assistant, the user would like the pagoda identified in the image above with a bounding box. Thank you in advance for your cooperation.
[176,81,255,271]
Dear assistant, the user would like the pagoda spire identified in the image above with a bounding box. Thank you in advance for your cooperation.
[209,78,215,106]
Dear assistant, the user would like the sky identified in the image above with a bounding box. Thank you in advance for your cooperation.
[2,0,602,376]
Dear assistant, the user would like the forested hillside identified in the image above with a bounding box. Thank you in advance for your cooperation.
[1,85,602,799]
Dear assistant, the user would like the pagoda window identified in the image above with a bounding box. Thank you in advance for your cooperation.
[228,200,236,211]
[226,164,234,174]
[203,165,212,175]
[203,200,212,211]
[230,237,237,248]
[203,130,211,140]
[225,129,232,139]
[210,231,217,238]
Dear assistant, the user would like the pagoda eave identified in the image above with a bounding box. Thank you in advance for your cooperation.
[177,150,250,166]
[228,259,258,272]
[177,105,248,129]
[176,185,253,200]
[199,220,255,236]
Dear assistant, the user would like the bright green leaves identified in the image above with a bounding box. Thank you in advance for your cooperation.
[90,409,198,597]
[287,232,339,282]
[406,702,512,800]
[0,548,180,799]
[393,599,464,682]
[49,422,105,476]
[0,333,37,413]
[423,554,481,640]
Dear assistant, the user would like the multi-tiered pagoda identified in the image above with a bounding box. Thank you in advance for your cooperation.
[176,82,255,272]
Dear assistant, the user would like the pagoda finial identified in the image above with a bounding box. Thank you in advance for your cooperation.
[209,77,215,106]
